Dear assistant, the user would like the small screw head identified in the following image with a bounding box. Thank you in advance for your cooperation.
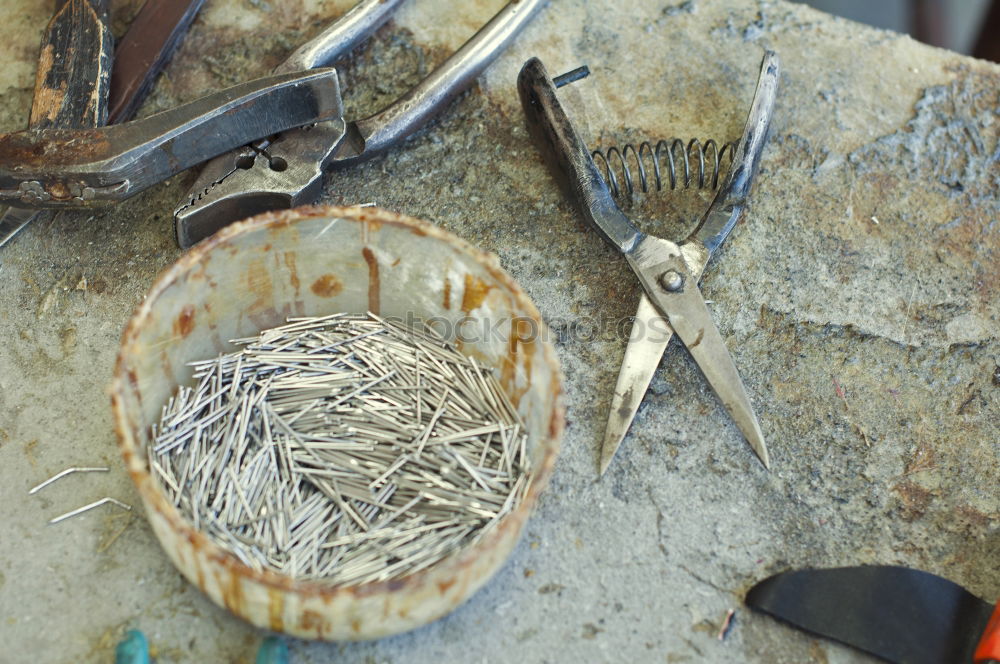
[659,269,684,292]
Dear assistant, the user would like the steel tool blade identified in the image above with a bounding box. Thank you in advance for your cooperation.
[599,294,673,475]
[0,69,345,209]
[630,237,769,468]
[647,280,768,467]
[519,56,775,473]
[175,0,547,247]
[746,566,1000,664]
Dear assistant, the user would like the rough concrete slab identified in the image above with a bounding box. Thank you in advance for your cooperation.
[0,0,996,662]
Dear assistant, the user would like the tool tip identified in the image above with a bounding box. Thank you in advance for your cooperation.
[597,432,624,478]
[755,443,771,470]
[737,415,770,470]
[597,455,611,477]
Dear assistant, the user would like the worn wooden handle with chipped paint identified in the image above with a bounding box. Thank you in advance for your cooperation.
[28,0,112,130]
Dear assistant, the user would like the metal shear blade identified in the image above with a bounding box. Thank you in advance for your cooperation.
[174,0,548,248]
[517,52,779,475]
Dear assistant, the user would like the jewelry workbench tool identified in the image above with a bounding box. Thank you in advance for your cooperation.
[518,52,779,474]
[0,0,347,214]
[172,0,547,248]
[0,72,341,211]
[0,0,206,249]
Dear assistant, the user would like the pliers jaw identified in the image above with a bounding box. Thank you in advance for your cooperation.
[172,0,549,247]
[173,117,347,248]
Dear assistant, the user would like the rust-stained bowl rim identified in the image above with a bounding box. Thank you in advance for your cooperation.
[110,204,565,602]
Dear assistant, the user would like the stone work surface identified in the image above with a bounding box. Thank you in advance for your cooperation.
[0,1,996,662]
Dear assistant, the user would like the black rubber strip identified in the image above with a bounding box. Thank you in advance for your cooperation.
[745,565,994,663]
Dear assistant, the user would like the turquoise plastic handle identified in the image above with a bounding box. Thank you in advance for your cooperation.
[114,630,150,664]
[256,636,290,664]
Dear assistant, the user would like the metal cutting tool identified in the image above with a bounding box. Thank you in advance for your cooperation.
[0,71,341,209]
[0,0,343,215]
[747,566,1000,664]
[173,0,547,248]
[518,52,779,474]
[0,0,206,249]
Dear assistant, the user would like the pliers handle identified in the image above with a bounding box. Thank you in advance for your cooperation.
[517,51,780,261]
[0,69,343,208]
[330,0,550,167]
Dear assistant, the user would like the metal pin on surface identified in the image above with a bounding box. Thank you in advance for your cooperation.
[29,467,109,494]
[49,497,132,524]
[553,66,590,88]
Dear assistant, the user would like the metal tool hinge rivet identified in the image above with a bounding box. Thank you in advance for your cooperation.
[658,269,684,292]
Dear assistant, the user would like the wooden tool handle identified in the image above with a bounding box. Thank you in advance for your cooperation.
[28,0,112,129]
[108,0,206,124]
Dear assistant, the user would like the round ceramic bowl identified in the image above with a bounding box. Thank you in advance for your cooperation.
[110,205,563,640]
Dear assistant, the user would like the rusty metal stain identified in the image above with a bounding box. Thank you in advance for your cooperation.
[219,565,245,613]
[358,208,382,232]
[461,274,492,313]
[300,608,324,634]
[0,126,111,168]
[506,319,524,379]
[173,304,195,338]
[283,251,300,294]
[362,247,380,314]
[689,328,704,349]
[517,334,536,402]
[47,181,71,200]
[245,256,273,313]
[267,588,285,632]
[443,278,452,310]
[502,317,537,403]
[124,366,143,412]
[310,273,343,298]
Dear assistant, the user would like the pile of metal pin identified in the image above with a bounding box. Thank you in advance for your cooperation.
[149,313,531,584]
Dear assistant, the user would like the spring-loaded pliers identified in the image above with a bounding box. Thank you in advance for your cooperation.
[518,53,779,474]
[172,0,547,248]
